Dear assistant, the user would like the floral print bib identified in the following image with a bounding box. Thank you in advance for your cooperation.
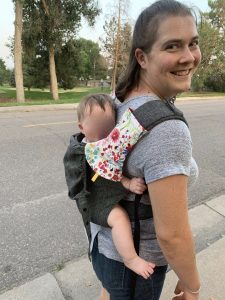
[85,108,146,182]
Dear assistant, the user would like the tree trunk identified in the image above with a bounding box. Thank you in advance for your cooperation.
[14,0,25,103]
[49,46,59,100]
[111,0,121,92]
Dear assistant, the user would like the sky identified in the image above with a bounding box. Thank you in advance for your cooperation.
[0,0,209,69]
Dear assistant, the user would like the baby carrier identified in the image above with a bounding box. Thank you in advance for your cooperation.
[63,98,188,299]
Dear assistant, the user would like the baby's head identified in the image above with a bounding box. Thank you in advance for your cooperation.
[77,93,116,142]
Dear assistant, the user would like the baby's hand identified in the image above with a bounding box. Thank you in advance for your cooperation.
[129,177,147,194]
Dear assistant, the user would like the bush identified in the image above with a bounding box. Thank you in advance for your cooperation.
[204,72,225,92]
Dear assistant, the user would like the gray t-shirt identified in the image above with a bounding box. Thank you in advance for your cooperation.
[90,95,198,266]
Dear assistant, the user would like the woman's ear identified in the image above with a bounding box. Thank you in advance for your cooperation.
[135,48,147,69]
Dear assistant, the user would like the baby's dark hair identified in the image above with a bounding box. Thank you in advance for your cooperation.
[77,93,116,122]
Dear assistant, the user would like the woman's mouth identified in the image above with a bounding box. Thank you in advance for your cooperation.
[171,69,191,76]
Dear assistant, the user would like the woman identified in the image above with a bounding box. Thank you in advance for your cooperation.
[91,0,202,299]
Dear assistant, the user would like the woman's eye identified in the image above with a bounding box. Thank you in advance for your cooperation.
[190,40,199,47]
[166,44,179,50]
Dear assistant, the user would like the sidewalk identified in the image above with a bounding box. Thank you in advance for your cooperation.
[0,103,79,113]
[0,195,225,300]
[0,96,225,113]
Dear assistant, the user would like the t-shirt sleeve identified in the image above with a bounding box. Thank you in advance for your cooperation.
[143,120,192,184]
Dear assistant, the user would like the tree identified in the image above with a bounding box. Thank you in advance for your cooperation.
[0,59,10,85]
[55,39,81,89]
[208,0,225,33]
[14,0,25,102]
[101,0,132,91]
[192,2,225,92]
[7,35,49,90]
[204,71,225,92]
[56,38,107,89]
[23,48,49,90]
[207,0,225,72]
[192,14,220,90]
[19,36,106,91]
[22,0,100,100]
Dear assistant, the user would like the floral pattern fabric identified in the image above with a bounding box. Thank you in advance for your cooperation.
[85,108,146,182]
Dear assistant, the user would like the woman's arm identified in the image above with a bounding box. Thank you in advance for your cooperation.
[148,174,200,297]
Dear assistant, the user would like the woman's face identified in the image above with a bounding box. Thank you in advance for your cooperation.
[137,16,201,98]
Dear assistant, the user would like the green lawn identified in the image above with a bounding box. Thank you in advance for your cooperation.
[177,91,225,98]
[0,86,111,107]
[0,85,224,107]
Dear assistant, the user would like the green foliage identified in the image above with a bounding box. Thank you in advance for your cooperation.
[22,0,101,54]
[101,17,132,83]
[204,71,225,92]
[0,58,11,85]
[192,1,225,92]
[208,0,225,32]
[0,86,111,106]
[20,37,107,90]
[77,38,107,81]
[20,0,101,98]
[10,70,16,87]
[23,48,49,90]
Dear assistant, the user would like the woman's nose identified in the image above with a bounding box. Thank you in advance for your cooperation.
[178,47,195,64]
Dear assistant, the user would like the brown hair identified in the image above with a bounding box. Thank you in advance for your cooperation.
[115,0,197,101]
[77,93,116,122]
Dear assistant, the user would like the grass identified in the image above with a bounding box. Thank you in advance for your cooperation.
[177,91,225,98]
[54,263,65,272]
[0,85,111,107]
[0,85,224,107]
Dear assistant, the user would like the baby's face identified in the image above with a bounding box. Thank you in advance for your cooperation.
[79,103,116,142]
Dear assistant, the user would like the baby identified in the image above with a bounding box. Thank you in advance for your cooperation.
[77,93,155,279]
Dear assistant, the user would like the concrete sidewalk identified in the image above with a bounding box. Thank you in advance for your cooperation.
[0,103,78,113]
[0,195,225,300]
[0,96,225,113]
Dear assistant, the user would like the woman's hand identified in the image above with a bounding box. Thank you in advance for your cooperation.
[173,280,198,299]
[172,293,216,300]
[172,291,199,300]
[173,280,216,300]
[174,279,185,295]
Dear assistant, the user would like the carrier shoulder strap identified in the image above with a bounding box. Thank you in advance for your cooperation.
[130,99,188,300]
[132,99,188,131]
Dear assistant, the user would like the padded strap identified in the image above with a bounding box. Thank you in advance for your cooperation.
[130,194,142,299]
[132,100,188,130]
[129,100,188,299]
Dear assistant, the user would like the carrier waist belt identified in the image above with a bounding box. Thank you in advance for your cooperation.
[119,199,153,221]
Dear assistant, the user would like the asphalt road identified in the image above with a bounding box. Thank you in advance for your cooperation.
[0,98,225,292]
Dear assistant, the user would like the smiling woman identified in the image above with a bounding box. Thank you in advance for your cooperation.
[134,15,201,98]
[89,1,207,300]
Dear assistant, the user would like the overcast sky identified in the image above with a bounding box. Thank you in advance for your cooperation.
[0,0,209,69]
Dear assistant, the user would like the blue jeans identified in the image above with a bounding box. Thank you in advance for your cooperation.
[91,236,167,300]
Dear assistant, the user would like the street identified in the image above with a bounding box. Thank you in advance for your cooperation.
[0,98,225,292]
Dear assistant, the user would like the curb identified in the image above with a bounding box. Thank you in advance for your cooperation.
[0,195,225,299]
[0,103,79,113]
[0,96,224,113]
[0,274,65,300]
